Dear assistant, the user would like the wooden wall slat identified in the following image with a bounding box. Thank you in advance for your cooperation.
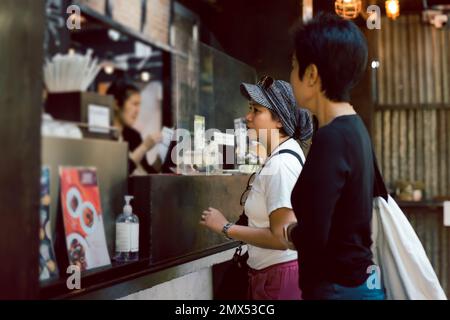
[448,111,450,192]
[385,18,393,105]
[442,32,450,104]
[432,28,442,105]
[443,27,450,104]
[417,15,426,105]
[399,110,408,180]
[424,22,433,105]
[383,110,391,186]
[416,110,425,189]
[377,17,385,105]
[375,111,383,165]
[439,110,447,196]
[424,110,432,198]
[408,110,416,182]
[409,15,419,105]
[393,17,401,105]
[431,110,439,197]
[391,111,399,185]
[400,16,409,105]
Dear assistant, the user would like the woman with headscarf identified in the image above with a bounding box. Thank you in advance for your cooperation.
[200,76,313,300]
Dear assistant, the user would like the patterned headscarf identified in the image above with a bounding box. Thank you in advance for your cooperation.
[240,76,313,142]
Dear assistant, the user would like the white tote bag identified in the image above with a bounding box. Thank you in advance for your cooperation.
[371,195,447,300]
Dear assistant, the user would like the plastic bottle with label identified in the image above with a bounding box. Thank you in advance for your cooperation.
[114,196,139,262]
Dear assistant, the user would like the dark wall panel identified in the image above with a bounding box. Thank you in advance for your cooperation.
[0,0,45,299]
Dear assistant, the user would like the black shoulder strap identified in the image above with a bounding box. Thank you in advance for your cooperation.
[276,149,304,167]
[237,149,304,227]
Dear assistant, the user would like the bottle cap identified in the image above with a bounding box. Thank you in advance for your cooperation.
[124,196,134,215]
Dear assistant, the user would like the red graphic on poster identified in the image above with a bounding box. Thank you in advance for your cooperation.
[60,167,111,271]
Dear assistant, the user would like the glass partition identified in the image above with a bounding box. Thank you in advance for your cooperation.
[172,40,257,134]
[171,40,257,173]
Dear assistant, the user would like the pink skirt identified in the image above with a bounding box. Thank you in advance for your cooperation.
[247,260,302,300]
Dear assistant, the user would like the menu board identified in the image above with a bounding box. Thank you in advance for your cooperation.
[59,167,111,271]
[39,166,59,282]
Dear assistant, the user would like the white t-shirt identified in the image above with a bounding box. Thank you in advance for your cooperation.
[244,138,305,270]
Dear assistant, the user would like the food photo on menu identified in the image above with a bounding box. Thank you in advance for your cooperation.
[59,167,111,272]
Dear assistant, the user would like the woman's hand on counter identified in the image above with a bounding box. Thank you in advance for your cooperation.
[200,207,297,251]
[200,207,229,234]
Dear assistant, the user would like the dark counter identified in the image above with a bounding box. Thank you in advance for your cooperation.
[130,174,249,264]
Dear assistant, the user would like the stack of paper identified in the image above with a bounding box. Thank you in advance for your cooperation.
[159,127,175,162]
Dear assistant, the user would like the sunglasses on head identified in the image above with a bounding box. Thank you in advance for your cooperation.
[257,75,274,90]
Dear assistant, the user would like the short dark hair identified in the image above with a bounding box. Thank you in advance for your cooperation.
[106,78,140,109]
[292,12,368,102]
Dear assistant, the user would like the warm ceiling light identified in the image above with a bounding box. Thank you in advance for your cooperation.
[386,0,400,20]
[140,71,151,82]
[303,0,313,23]
[104,63,115,75]
[335,0,362,19]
